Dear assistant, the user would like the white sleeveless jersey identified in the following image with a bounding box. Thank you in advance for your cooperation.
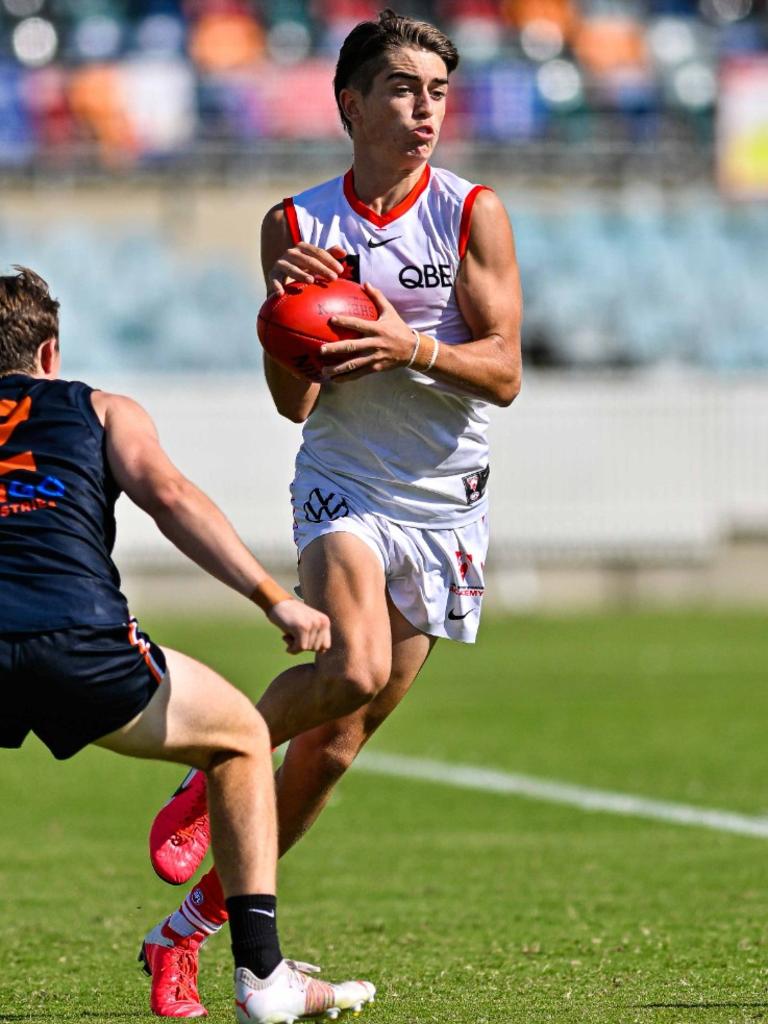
[285,164,492,527]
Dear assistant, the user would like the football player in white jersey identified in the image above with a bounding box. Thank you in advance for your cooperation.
[143,9,521,1017]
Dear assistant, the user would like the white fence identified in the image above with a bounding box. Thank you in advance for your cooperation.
[108,371,768,579]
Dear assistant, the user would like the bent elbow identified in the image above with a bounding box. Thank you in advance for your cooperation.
[277,403,310,424]
[487,339,522,407]
[494,371,522,407]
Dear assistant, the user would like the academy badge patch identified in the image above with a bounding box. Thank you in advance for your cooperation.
[462,466,490,505]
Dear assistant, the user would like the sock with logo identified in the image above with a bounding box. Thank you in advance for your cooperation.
[168,867,229,940]
[226,894,283,979]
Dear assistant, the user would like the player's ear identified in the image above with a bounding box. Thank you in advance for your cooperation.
[37,336,60,377]
[339,87,362,130]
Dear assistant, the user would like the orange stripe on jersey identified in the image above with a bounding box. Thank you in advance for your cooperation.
[0,450,37,475]
[127,619,164,684]
[0,395,33,444]
[283,197,302,244]
[458,185,491,261]
[0,396,37,476]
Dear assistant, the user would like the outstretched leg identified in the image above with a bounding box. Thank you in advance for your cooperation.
[96,647,277,899]
[98,649,375,1022]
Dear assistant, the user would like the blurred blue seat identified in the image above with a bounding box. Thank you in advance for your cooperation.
[510,195,768,370]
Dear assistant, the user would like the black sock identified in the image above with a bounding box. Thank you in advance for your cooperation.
[226,894,283,979]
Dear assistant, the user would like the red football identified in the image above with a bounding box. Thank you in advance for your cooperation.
[257,278,379,381]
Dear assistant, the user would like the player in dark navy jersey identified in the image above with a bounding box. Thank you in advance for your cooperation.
[0,267,376,1023]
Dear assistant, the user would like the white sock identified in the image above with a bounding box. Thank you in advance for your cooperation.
[169,888,225,938]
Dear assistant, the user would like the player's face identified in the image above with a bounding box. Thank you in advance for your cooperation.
[346,47,449,166]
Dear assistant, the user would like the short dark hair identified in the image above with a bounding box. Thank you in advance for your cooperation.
[334,9,459,134]
[0,266,59,376]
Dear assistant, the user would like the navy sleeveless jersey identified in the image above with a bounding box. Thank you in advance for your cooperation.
[0,374,129,633]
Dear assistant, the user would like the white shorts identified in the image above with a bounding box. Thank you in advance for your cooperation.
[291,472,489,644]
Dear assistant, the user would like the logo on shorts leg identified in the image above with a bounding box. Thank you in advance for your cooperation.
[462,466,490,505]
[303,488,350,523]
[455,550,473,580]
[450,549,485,600]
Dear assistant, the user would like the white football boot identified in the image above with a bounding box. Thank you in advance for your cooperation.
[233,959,375,1023]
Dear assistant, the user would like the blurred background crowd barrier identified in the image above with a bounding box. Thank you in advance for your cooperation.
[107,374,768,612]
[1,0,767,608]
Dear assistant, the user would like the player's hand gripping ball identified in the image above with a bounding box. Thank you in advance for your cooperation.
[257,279,378,382]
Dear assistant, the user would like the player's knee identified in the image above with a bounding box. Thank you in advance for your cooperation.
[213,693,269,763]
[316,658,388,713]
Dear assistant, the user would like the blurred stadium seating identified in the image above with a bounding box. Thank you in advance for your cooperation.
[0,0,765,169]
[0,216,262,371]
[3,186,767,371]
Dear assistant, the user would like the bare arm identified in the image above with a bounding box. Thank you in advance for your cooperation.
[439,189,522,405]
[260,203,345,423]
[91,391,330,653]
[321,189,523,407]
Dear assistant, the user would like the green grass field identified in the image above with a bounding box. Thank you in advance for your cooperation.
[2,611,768,1024]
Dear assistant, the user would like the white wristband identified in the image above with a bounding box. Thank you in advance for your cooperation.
[405,329,421,368]
[423,335,440,372]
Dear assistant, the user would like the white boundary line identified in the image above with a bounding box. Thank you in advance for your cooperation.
[356,751,768,839]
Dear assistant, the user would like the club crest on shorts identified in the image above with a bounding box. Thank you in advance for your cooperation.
[462,466,490,505]
[303,487,350,523]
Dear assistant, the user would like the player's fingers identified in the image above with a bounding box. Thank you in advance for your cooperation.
[282,632,296,653]
[282,255,337,279]
[362,281,391,313]
[302,612,331,652]
[301,617,324,651]
[329,314,379,333]
[296,244,346,274]
[326,244,348,261]
[286,631,306,654]
[319,339,366,361]
[273,258,315,283]
[282,632,298,654]
[322,362,371,381]
[317,619,332,652]
[321,338,364,357]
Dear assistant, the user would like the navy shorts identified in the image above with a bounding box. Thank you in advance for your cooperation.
[0,618,166,760]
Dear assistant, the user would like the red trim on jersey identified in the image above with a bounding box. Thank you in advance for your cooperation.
[343,165,431,227]
[283,197,301,243]
[458,185,491,260]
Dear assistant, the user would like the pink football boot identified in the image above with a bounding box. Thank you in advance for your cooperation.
[150,769,210,885]
[140,918,206,1018]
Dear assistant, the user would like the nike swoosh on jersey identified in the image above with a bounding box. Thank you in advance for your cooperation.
[367,236,401,248]
[448,609,472,620]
